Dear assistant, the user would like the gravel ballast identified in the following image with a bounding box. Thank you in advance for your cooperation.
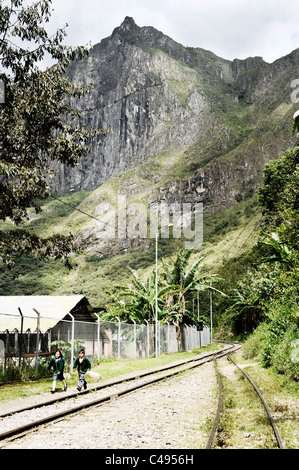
[1,362,217,449]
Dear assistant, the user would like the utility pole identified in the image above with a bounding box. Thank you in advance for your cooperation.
[210,284,213,344]
[155,232,158,358]
[33,308,40,372]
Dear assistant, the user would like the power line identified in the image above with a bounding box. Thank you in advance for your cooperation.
[48,193,264,271]
[219,206,260,263]
[219,213,264,273]
[48,193,106,224]
[230,215,264,261]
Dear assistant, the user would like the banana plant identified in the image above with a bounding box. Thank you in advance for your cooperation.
[105,267,174,323]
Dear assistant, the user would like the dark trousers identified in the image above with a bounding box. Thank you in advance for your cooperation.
[78,372,86,389]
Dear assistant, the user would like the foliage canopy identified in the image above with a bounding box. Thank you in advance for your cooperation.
[0,0,102,266]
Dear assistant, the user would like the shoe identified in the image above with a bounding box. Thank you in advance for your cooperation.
[51,390,55,394]
[77,386,81,392]
[64,384,67,391]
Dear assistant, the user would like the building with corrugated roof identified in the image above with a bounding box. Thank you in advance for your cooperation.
[0,295,98,358]
[0,295,96,331]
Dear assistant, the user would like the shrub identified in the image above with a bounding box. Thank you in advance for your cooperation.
[261,301,298,369]
[243,296,299,382]
[243,326,265,360]
[0,362,22,382]
[271,328,299,381]
[0,358,50,383]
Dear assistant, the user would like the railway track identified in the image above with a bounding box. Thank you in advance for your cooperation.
[205,354,285,449]
[0,343,240,445]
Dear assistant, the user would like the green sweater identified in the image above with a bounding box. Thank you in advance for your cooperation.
[48,356,64,373]
[73,356,91,373]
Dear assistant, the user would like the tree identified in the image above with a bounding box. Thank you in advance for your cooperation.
[261,232,297,269]
[257,146,299,251]
[104,268,175,357]
[104,251,224,352]
[221,117,299,370]
[161,250,223,347]
[105,268,174,324]
[0,0,103,266]
[224,265,277,334]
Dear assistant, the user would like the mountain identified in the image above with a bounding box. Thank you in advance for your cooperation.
[1,17,298,307]
[52,17,297,195]
[47,17,298,254]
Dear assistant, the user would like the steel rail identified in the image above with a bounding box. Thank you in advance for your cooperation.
[227,355,285,449]
[0,344,238,419]
[205,358,223,449]
[205,352,285,449]
[0,344,241,443]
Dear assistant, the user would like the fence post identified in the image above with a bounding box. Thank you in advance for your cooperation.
[94,313,101,360]
[5,330,9,365]
[132,319,136,360]
[0,79,4,104]
[66,312,75,371]
[164,321,169,354]
[18,308,23,367]
[158,321,161,356]
[26,329,30,354]
[14,328,18,360]
[0,339,4,373]
[115,316,121,360]
[32,309,40,373]
[144,320,149,357]
[210,284,213,344]
[47,328,51,353]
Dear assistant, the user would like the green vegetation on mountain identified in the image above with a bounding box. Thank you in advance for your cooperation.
[0,12,298,385]
[0,190,259,295]
[217,144,299,381]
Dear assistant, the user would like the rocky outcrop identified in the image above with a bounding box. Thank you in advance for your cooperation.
[49,17,299,257]
[50,17,236,193]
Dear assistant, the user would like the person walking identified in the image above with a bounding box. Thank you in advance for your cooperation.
[73,349,91,392]
[48,350,67,393]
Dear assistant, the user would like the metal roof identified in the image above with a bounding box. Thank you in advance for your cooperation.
[0,295,89,333]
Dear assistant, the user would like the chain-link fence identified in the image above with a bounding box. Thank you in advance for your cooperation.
[50,318,210,361]
[0,313,210,369]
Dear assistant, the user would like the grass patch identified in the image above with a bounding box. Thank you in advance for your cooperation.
[0,191,92,236]
[242,364,299,449]
[0,344,220,404]
[216,365,277,448]
[214,353,299,449]
[0,195,261,310]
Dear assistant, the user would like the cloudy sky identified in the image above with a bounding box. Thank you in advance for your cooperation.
[47,0,299,64]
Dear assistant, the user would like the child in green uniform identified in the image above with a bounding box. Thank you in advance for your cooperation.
[73,349,91,391]
[48,350,67,393]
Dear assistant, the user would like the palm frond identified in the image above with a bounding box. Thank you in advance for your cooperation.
[128,267,147,292]
[184,256,203,287]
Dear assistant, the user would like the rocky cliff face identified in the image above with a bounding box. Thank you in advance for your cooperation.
[50,17,298,255]
[50,17,239,192]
